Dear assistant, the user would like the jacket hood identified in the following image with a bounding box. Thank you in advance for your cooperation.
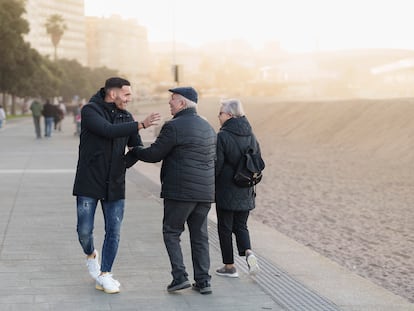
[221,116,252,137]
[89,88,119,112]
[89,88,105,104]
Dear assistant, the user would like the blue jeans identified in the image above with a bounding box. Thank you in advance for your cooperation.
[76,196,125,273]
[44,117,54,137]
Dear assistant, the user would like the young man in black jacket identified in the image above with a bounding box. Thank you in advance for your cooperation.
[73,77,160,294]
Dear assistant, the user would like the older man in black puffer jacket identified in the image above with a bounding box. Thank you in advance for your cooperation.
[129,86,216,295]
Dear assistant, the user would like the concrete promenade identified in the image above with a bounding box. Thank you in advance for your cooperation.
[0,116,413,311]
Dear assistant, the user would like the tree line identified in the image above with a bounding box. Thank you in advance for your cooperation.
[0,0,118,115]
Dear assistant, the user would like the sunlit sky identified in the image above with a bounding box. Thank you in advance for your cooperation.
[84,0,414,52]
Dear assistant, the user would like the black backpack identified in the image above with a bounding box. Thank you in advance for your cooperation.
[232,135,265,188]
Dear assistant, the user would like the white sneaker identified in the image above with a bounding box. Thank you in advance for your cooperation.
[95,273,120,294]
[86,250,101,280]
[246,252,260,275]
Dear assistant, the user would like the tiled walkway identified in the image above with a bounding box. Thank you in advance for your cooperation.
[0,116,412,311]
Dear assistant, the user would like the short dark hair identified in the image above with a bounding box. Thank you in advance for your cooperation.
[104,77,130,91]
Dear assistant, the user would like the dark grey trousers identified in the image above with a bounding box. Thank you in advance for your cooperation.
[163,199,211,284]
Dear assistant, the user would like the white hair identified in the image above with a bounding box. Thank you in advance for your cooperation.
[220,99,245,117]
[177,94,197,109]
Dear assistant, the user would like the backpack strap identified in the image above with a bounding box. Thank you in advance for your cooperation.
[227,133,253,168]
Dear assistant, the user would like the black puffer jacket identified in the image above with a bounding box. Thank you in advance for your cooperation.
[131,108,216,202]
[73,88,142,201]
[215,116,261,211]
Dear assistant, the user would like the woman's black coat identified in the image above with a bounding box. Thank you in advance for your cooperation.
[215,116,261,211]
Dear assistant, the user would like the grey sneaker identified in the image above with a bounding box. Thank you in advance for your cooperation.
[246,252,260,275]
[192,281,212,295]
[215,266,239,278]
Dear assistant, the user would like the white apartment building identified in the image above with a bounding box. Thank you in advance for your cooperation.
[23,1,151,89]
[24,0,87,65]
[85,15,151,86]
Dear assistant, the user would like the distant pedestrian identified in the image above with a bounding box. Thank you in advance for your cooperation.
[54,102,66,131]
[30,99,43,138]
[42,100,55,137]
[214,99,262,278]
[0,105,6,129]
[73,102,83,136]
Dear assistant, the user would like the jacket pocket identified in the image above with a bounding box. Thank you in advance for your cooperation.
[87,151,106,184]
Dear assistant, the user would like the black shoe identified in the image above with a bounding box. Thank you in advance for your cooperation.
[167,279,191,292]
[192,281,212,295]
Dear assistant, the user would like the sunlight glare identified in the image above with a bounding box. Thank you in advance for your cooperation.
[84,0,414,52]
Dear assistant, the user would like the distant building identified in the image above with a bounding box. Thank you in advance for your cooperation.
[24,0,87,65]
[85,15,151,88]
[370,58,414,97]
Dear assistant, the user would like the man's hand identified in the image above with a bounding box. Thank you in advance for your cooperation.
[141,112,161,129]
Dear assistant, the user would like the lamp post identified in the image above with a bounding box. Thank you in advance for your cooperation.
[171,0,180,85]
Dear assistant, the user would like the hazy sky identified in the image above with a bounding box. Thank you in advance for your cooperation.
[84,0,414,52]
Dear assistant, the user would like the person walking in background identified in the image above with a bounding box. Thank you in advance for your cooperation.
[0,104,6,130]
[30,99,43,138]
[54,101,66,131]
[128,87,216,295]
[74,102,83,136]
[42,99,55,137]
[214,99,262,277]
[73,77,160,294]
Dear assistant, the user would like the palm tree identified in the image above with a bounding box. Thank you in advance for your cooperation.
[44,14,67,61]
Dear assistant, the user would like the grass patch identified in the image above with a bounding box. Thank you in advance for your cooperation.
[5,114,31,120]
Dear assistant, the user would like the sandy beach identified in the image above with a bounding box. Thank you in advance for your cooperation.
[140,96,414,303]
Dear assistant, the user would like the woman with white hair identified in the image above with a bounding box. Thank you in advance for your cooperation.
[215,98,262,277]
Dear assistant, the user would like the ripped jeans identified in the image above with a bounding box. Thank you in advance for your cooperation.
[76,196,125,273]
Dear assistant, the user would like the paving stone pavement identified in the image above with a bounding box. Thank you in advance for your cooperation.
[0,116,413,311]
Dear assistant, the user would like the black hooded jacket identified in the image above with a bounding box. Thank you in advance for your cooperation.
[72,88,142,201]
[215,116,261,211]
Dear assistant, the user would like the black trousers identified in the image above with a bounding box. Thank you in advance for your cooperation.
[163,199,211,283]
[216,207,251,264]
